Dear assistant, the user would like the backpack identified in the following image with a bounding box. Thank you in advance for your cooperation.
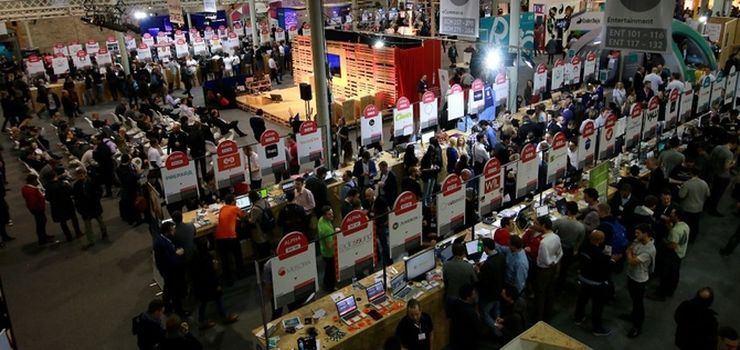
[258,204,276,232]
[602,219,629,254]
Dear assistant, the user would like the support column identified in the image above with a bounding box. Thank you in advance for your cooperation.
[508,0,520,110]
[248,0,259,47]
[116,32,131,75]
[309,0,333,170]
[186,11,193,29]
[352,0,358,31]
[431,0,436,37]
[22,21,33,48]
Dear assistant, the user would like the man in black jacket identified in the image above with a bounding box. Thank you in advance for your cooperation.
[167,123,189,154]
[249,109,267,140]
[305,167,328,218]
[92,135,115,197]
[674,287,718,350]
[478,238,506,330]
[73,168,107,249]
[132,299,166,350]
[153,222,187,316]
[395,299,434,350]
[449,284,484,350]
[574,230,613,336]
[378,160,398,203]
[187,120,209,181]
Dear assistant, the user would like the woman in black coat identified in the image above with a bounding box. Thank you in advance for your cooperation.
[192,238,238,330]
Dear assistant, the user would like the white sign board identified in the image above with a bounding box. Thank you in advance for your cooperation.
[697,76,711,113]
[52,55,70,75]
[546,132,568,184]
[161,151,199,204]
[626,103,643,149]
[393,96,414,137]
[533,64,547,96]
[420,91,438,129]
[479,158,504,217]
[213,140,246,189]
[603,0,674,53]
[95,48,112,66]
[175,39,190,58]
[578,120,597,169]
[570,56,583,85]
[598,113,618,160]
[666,88,680,129]
[336,211,376,281]
[361,104,382,146]
[712,75,725,108]
[257,129,287,181]
[551,59,565,91]
[437,174,466,236]
[584,51,597,82]
[270,232,318,308]
[679,88,693,123]
[439,0,480,37]
[297,120,323,165]
[25,56,45,75]
[389,191,423,258]
[493,72,509,107]
[643,96,659,140]
[72,50,92,68]
[447,84,464,121]
[516,143,538,198]
[725,68,737,106]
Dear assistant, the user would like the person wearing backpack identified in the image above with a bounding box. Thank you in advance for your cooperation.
[132,299,166,350]
[247,190,272,260]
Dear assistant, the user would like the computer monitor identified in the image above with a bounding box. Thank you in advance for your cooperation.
[235,195,251,210]
[335,295,358,318]
[437,244,453,262]
[405,248,436,281]
[282,180,295,193]
[365,281,386,303]
[535,205,549,218]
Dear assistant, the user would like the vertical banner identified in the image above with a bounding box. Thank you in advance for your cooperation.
[336,210,376,281]
[420,91,438,129]
[666,88,680,129]
[626,103,643,149]
[697,76,711,113]
[679,88,693,122]
[470,79,485,113]
[175,39,190,58]
[297,120,323,164]
[583,51,597,82]
[52,54,70,75]
[25,55,45,75]
[533,63,547,96]
[551,59,565,91]
[439,0,480,37]
[725,67,737,106]
[493,72,509,107]
[712,73,725,108]
[95,48,112,66]
[578,120,596,169]
[437,175,465,237]
[515,143,538,198]
[72,50,91,68]
[168,0,184,25]
[546,132,568,184]
[85,39,99,55]
[213,140,245,189]
[393,96,414,137]
[106,36,119,53]
[288,25,298,40]
[643,96,659,140]
[438,69,450,100]
[53,42,68,57]
[361,104,382,146]
[257,129,287,177]
[67,42,82,57]
[570,56,582,85]
[142,33,155,47]
[193,37,208,56]
[137,43,152,62]
[479,158,504,217]
[598,113,618,161]
[448,84,464,121]
[271,232,318,308]
[389,192,423,258]
[161,151,199,204]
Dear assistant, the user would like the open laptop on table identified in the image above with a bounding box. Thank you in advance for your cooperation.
[466,239,483,262]
[335,295,363,326]
[365,281,390,309]
[235,195,252,211]
[390,274,414,301]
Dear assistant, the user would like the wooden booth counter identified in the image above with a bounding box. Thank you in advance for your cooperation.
[29,80,115,113]
[501,321,592,350]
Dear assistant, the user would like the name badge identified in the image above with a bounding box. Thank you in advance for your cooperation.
[418,333,426,341]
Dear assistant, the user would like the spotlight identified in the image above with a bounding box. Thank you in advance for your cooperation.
[699,16,708,23]
[133,11,147,19]
[373,40,384,49]
[485,49,502,70]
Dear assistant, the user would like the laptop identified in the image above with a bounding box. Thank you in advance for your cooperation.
[365,281,389,308]
[390,274,413,301]
[466,240,483,262]
[235,195,251,210]
[335,295,363,325]
[437,244,453,262]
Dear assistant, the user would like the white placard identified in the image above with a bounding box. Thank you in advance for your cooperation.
[142,33,155,47]
[275,27,286,42]
[204,27,214,39]
[704,22,722,42]
[469,79,485,113]
[193,37,208,56]
[125,35,137,50]
[271,232,318,308]
[257,129,287,178]
[174,30,186,43]
[156,32,170,44]
[336,210,376,281]
[437,174,466,236]
[712,74,724,108]
[175,39,190,58]
[493,72,508,107]
[697,76,711,113]
[106,36,119,53]
[393,96,414,137]
[578,120,597,169]
[551,59,565,91]
[226,32,240,49]
[52,54,70,75]
[570,56,582,85]
[725,68,737,105]
[389,191,423,258]
[68,43,83,57]
[95,48,112,66]
[157,45,172,58]
[26,55,45,75]
[516,143,538,198]
[161,151,199,204]
[643,96,659,140]
[260,29,271,45]
[679,88,693,123]
[666,88,680,129]
[137,44,152,62]
[297,120,323,165]
[234,22,245,37]
[603,0,673,53]
[203,0,217,13]
[439,0,480,37]
[584,51,597,82]
[85,40,99,55]
[288,25,298,40]
[626,103,643,149]
[448,84,464,121]
[361,104,382,146]
[533,63,547,96]
[479,158,504,217]
[72,50,92,68]
[213,140,246,189]
[598,113,618,161]
[53,42,69,57]
[546,132,568,184]
[420,91,438,129]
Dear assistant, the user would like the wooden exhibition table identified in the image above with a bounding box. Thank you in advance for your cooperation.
[29,81,114,112]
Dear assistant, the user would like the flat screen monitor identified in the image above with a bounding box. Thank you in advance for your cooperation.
[327,53,341,78]
[335,295,358,317]
[405,248,436,281]
[281,181,295,193]
[365,281,385,302]
[437,244,453,262]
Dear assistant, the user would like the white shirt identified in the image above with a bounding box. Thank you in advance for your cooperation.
[223,56,233,71]
[472,142,490,163]
[81,149,94,168]
[148,147,163,168]
[567,148,578,169]
[268,57,277,69]
[666,80,685,92]
[536,232,563,268]
[165,94,180,107]
[644,73,663,94]
[294,187,315,213]
[278,45,285,56]
[612,88,626,106]
[248,151,262,181]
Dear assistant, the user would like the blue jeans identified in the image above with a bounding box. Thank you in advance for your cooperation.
[422,178,437,205]
[480,300,500,330]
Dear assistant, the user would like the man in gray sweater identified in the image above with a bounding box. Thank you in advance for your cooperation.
[678,168,710,243]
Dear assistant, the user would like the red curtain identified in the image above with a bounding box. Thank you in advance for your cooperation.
[393,39,442,104]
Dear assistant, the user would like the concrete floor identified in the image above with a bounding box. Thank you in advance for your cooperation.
[1,68,739,350]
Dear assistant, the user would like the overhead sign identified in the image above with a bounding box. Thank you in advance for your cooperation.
[257,129,287,179]
[551,59,565,91]
[626,103,643,149]
[393,96,414,137]
[161,151,199,204]
[578,120,597,169]
[583,51,597,82]
[666,88,680,129]
[51,54,70,75]
[439,0,480,37]
[571,11,604,32]
[437,174,465,237]
[479,157,504,217]
[679,88,693,122]
[420,91,438,129]
[479,12,535,50]
[603,0,673,53]
[203,0,217,13]
[598,113,618,160]
[697,76,711,113]
[213,140,245,189]
[448,84,465,121]
[643,96,659,140]
[516,143,538,198]
[533,64,547,96]
[168,0,185,25]
[361,104,382,146]
[336,210,376,281]
[271,232,318,308]
[389,191,422,258]
[546,132,568,184]
[297,120,323,165]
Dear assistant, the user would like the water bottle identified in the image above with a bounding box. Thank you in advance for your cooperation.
[477,239,483,253]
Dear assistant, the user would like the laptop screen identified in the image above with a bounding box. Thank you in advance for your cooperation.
[390,274,406,292]
[438,244,453,262]
[535,205,549,218]
[235,195,251,209]
[465,240,480,256]
[336,295,358,317]
[366,281,385,302]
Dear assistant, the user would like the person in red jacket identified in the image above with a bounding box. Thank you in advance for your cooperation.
[21,174,53,245]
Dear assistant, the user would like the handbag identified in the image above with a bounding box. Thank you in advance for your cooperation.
[134,193,148,212]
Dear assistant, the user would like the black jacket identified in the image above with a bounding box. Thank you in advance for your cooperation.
[379,170,398,203]
[45,179,77,222]
[578,243,611,283]
[73,178,103,219]
[674,298,718,350]
[477,251,506,302]
[132,313,164,350]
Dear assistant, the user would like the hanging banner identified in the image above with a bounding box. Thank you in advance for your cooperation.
[213,140,245,189]
[271,232,318,308]
[643,96,659,140]
[161,151,199,204]
[603,0,673,53]
[157,45,172,59]
[725,67,737,106]
[570,56,582,85]
[533,63,547,96]
[578,120,597,169]
[95,48,112,66]
[516,143,538,198]
[203,0,217,13]
[470,79,485,113]
[437,174,465,237]
[420,91,438,129]
[168,0,185,25]
[336,210,376,281]
[137,43,152,62]
[25,55,45,75]
[439,0,480,37]
[478,12,535,49]
[361,104,382,146]
[389,191,423,258]
[142,33,155,47]
[712,74,724,108]
[52,54,70,75]
[85,39,99,55]
[546,132,568,184]
[297,120,323,165]
[72,50,91,68]
[260,29,271,45]
[257,129,287,177]
[193,37,208,56]
[174,30,186,43]
[53,42,68,57]
[448,84,464,121]
[125,35,137,50]
[666,88,680,129]
[551,59,565,91]
[626,103,643,149]
[679,88,693,122]
[106,36,119,53]
[598,113,618,161]
[697,76,711,113]
[275,27,286,42]
[393,96,414,137]
[67,42,82,57]
[479,157,504,217]
[583,51,597,82]
[493,72,509,107]
[175,39,189,58]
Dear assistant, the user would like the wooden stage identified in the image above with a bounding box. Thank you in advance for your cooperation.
[235,85,315,128]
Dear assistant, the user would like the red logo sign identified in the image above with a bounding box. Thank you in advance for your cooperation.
[260,129,280,145]
[107,36,116,43]
[582,120,595,137]
[472,79,484,91]
[442,174,463,196]
[277,231,309,259]
[165,151,190,170]
[299,120,318,135]
[394,191,419,215]
[422,91,436,103]
[396,96,410,110]
[520,143,537,162]
[605,113,617,128]
[496,73,507,84]
[483,158,501,178]
[553,132,567,149]
[648,96,660,111]
[536,63,547,74]
[341,210,370,235]
[216,140,238,156]
[587,51,596,61]
[76,50,88,57]
[571,56,581,65]
[363,104,379,118]
[670,89,680,102]
[631,104,642,118]
[554,59,565,67]
[449,84,463,94]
